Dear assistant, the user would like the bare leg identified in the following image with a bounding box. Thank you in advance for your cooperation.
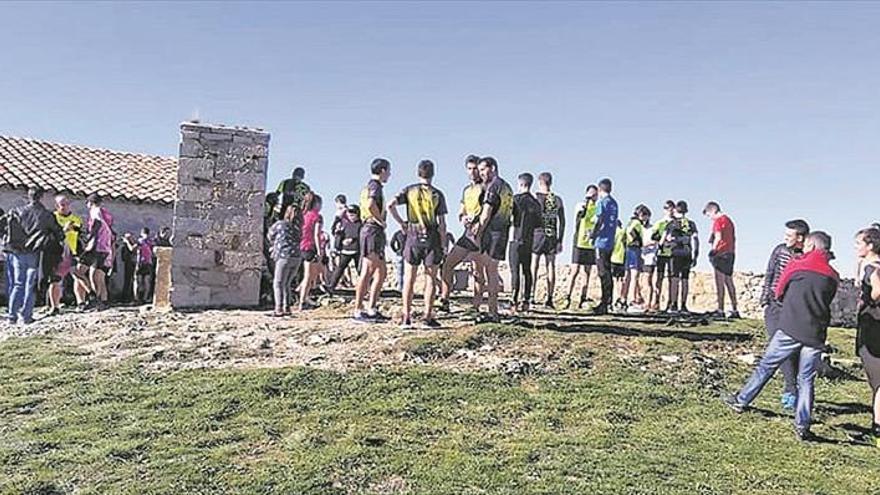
[668,277,680,309]
[424,265,438,320]
[368,259,387,311]
[631,269,643,304]
[714,269,725,311]
[565,264,581,304]
[620,270,631,304]
[531,253,541,302]
[545,254,556,305]
[402,262,416,323]
[724,274,738,312]
[90,267,107,303]
[471,255,487,311]
[48,282,62,310]
[486,258,500,316]
[441,246,468,302]
[354,256,378,313]
[580,265,593,304]
[682,278,690,309]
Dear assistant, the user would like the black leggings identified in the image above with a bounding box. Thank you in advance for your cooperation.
[508,241,533,305]
[327,252,359,290]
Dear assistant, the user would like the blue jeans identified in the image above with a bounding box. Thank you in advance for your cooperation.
[736,330,822,430]
[395,255,405,292]
[7,252,39,324]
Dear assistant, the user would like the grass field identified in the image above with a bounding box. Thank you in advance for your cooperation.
[1,316,878,494]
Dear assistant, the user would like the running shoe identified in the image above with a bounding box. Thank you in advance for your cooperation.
[794,426,814,442]
[727,310,741,319]
[352,312,376,324]
[723,394,746,414]
[781,392,797,412]
[367,309,391,322]
[437,299,451,313]
[679,305,691,315]
[544,299,555,310]
[400,317,413,329]
[475,313,501,324]
[592,304,609,316]
[421,318,442,329]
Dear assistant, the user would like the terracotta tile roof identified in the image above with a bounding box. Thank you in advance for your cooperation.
[0,135,177,204]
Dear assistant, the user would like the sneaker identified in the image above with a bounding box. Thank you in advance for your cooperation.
[46,308,60,318]
[679,305,690,315]
[708,309,725,319]
[780,392,797,412]
[421,318,442,329]
[400,317,413,329]
[563,297,572,310]
[96,300,109,312]
[663,304,678,315]
[794,426,813,442]
[727,310,741,319]
[438,299,451,313]
[352,312,376,324]
[723,394,746,414]
[592,304,609,316]
[367,309,390,322]
[475,313,501,324]
[544,300,555,310]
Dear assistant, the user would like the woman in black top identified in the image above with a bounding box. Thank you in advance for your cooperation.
[855,227,880,446]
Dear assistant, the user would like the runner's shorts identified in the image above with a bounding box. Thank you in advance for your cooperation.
[656,256,672,279]
[710,251,736,276]
[80,250,109,270]
[360,223,386,260]
[572,247,596,266]
[481,230,508,262]
[612,263,626,279]
[405,231,443,267]
[532,232,559,256]
[455,232,480,253]
[624,247,643,271]
[671,255,692,279]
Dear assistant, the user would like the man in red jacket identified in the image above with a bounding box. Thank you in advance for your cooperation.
[724,231,839,441]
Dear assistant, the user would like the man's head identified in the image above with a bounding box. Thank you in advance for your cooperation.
[856,228,880,259]
[702,201,721,219]
[159,226,172,239]
[585,184,598,201]
[345,204,360,221]
[141,227,151,238]
[597,178,612,195]
[675,200,688,217]
[634,204,651,223]
[663,200,675,217]
[804,231,832,254]
[478,157,498,184]
[537,172,552,191]
[308,194,323,212]
[370,158,392,183]
[335,194,347,206]
[86,193,102,209]
[417,159,435,181]
[292,167,305,180]
[124,232,135,243]
[465,154,481,184]
[783,219,810,250]
[54,194,71,214]
[518,173,534,193]
[28,187,44,204]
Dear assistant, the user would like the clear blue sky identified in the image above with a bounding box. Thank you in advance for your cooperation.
[2,1,878,274]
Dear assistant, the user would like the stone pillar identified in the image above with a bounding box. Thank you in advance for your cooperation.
[170,122,269,308]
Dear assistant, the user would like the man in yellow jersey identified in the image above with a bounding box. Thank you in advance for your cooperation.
[474,156,513,323]
[651,200,676,312]
[439,155,486,313]
[353,158,392,323]
[388,160,448,329]
[46,194,87,316]
[564,184,598,309]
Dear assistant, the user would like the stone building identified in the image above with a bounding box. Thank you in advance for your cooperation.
[0,134,177,296]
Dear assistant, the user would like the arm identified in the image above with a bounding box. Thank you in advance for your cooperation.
[760,247,780,306]
[692,234,700,267]
[439,215,448,252]
[872,269,880,302]
[367,197,384,228]
[557,199,565,252]
[315,218,324,256]
[590,200,604,240]
[387,198,406,230]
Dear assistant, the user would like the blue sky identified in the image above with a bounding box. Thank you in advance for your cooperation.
[1,1,878,274]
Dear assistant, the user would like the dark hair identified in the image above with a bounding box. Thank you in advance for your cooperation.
[872,222,880,230]
[307,194,322,211]
[293,167,305,179]
[664,200,675,210]
[858,228,880,255]
[598,178,612,193]
[346,204,360,216]
[785,219,810,236]
[479,156,498,170]
[418,159,435,179]
[538,172,552,186]
[586,184,598,193]
[634,204,651,218]
[335,194,347,204]
[518,173,534,188]
[142,227,151,235]
[808,231,832,251]
[28,187,44,202]
[160,226,171,235]
[465,154,481,165]
[370,158,391,175]
[703,201,721,214]
[675,200,689,214]
[87,193,103,206]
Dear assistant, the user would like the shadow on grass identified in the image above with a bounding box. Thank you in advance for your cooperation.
[816,401,872,416]
[506,318,753,344]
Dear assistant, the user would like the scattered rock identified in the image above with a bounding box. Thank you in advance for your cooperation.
[736,353,757,366]
[660,355,681,363]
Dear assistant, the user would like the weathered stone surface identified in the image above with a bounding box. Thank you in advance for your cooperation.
[171,122,269,309]
[153,247,173,310]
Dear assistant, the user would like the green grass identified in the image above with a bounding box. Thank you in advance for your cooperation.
[1,320,879,494]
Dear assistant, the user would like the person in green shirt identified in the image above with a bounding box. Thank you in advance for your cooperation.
[611,220,626,310]
[564,185,598,309]
[650,200,676,312]
[618,205,651,312]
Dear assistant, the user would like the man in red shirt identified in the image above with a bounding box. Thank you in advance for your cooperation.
[704,201,739,318]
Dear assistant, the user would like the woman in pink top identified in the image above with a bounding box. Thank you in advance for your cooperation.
[82,194,114,310]
[298,195,324,310]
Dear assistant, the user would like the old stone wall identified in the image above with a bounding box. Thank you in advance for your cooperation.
[170,122,269,308]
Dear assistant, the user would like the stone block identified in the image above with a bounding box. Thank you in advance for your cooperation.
[177,267,231,287]
[178,158,214,184]
[177,185,214,202]
[170,283,212,307]
[173,217,211,236]
[153,247,173,310]
[201,132,233,142]
[221,250,263,270]
[171,247,218,269]
[179,139,205,158]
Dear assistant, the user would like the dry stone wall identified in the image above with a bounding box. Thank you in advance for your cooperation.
[170,122,269,308]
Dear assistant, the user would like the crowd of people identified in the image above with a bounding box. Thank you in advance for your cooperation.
[2,189,172,324]
[264,156,880,444]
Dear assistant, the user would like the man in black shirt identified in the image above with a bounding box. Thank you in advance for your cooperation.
[531,172,565,309]
[510,173,542,312]
[326,205,362,292]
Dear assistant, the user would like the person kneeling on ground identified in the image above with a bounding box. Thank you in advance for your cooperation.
[725,231,839,441]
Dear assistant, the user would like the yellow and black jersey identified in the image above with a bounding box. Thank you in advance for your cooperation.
[395,183,448,232]
[484,176,514,232]
[461,183,484,219]
[359,179,385,224]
